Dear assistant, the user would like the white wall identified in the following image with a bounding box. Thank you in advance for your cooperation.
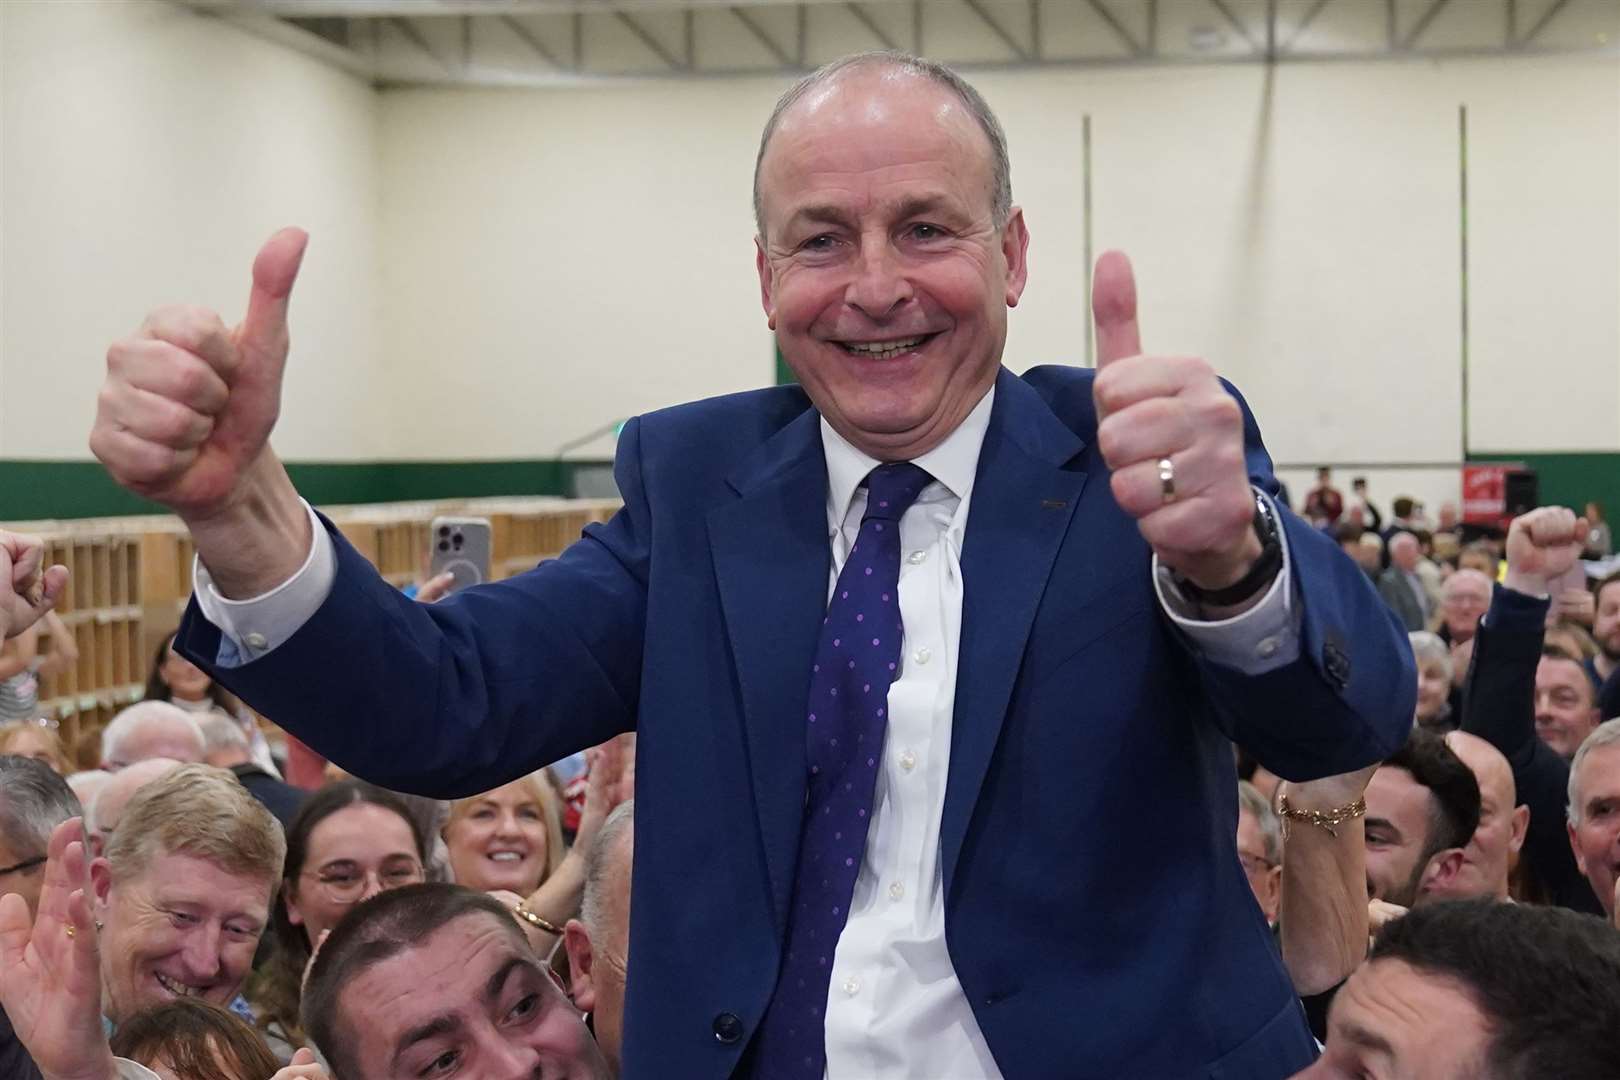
[2,0,1614,519]
[376,52,1618,522]
[0,0,384,460]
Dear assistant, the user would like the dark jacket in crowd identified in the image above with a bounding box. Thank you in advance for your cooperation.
[1461,586,1603,914]
[0,1005,43,1080]
[229,762,306,831]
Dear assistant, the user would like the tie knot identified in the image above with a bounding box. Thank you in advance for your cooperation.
[862,462,933,523]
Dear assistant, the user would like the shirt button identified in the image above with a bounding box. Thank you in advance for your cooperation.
[842,976,861,996]
[913,646,932,665]
[244,632,268,650]
[907,550,927,565]
[899,750,917,772]
[888,882,905,901]
[1257,636,1280,659]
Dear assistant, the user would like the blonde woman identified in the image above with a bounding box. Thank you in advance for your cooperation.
[443,733,633,952]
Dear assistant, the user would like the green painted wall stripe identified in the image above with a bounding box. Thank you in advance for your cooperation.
[1466,452,1620,517]
[0,459,611,522]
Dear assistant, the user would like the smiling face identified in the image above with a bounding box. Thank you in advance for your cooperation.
[1364,766,1456,908]
[1568,742,1620,918]
[444,780,553,896]
[1440,573,1491,644]
[755,65,1028,462]
[1534,655,1599,760]
[1291,958,1492,1079]
[286,802,425,947]
[339,913,609,1080]
[90,849,271,1023]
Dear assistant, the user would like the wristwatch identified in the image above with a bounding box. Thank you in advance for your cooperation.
[1172,492,1284,608]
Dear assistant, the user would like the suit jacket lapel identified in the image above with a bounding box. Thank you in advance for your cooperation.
[709,408,830,939]
[942,370,1089,898]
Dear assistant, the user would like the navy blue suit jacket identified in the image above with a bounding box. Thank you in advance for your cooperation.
[180,366,1414,1078]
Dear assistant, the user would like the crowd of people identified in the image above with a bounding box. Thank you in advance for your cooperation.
[2,47,1620,1080]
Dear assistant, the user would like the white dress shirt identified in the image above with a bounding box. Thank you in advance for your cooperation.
[194,386,1301,1078]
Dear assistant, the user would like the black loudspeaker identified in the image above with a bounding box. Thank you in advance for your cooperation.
[1504,470,1539,516]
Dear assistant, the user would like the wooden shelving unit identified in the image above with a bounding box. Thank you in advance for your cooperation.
[3,496,621,756]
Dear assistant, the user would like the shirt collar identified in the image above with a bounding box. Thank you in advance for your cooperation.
[821,385,995,528]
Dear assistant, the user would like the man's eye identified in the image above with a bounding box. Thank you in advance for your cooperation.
[168,910,199,927]
[322,872,359,887]
[507,992,541,1024]
[908,223,944,241]
[800,234,837,252]
[420,1050,459,1078]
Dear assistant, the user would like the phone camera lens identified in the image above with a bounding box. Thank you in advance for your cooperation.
[437,540,450,553]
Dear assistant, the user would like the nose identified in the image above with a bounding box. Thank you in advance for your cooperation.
[358,868,388,903]
[179,922,223,982]
[844,241,913,320]
[478,1030,541,1080]
[494,810,523,840]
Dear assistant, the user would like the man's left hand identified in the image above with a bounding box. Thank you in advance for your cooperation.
[0,818,119,1080]
[1091,251,1261,591]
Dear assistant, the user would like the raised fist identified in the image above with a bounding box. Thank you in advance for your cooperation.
[1504,506,1589,597]
[91,229,307,518]
[1091,251,1260,592]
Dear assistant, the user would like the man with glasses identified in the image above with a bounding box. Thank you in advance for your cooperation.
[1236,780,1281,926]
[0,755,82,1080]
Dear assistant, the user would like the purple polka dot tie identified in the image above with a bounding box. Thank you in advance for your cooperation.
[753,462,933,1078]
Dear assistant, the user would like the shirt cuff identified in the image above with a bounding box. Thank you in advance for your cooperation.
[192,500,336,667]
[1152,490,1299,674]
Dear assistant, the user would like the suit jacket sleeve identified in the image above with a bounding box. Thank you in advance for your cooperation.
[1176,382,1416,781]
[1460,586,1602,913]
[175,420,655,798]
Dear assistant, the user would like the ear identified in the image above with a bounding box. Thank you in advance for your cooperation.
[1260,864,1282,925]
[562,918,597,1014]
[755,237,777,330]
[1508,804,1530,856]
[1000,208,1030,308]
[1418,848,1467,897]
[284,881,306,929]
[89,857,114,913]
[1569,818,1588,878]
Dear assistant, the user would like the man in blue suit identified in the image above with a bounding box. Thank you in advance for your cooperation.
[92,52,1412,1079]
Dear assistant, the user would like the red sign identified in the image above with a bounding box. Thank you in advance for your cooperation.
[1462,464,1519,525]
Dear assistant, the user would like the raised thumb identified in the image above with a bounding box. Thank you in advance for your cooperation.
[238,227,309,362]
[1092,249,1142,369]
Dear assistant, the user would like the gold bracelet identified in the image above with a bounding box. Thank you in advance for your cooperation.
[1277,794,1367,839]
[512,903,563,936]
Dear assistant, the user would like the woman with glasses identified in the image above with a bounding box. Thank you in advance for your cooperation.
[247,781,429,1064]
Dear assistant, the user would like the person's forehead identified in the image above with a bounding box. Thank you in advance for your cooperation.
[310,803,418,858]
[1331,958,1488,1060]
[345,914,531,1039]
[1576,744,1620,805]
[130,850,271,913]
[1597,580,1620,609]
[1367,766,1431,828]
[1537,656,1590,694]
[761,69,991,206]
[1445,735,1512,807]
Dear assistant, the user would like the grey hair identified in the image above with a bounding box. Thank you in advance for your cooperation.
[1567,718,1620,826]
[101,701,204,765]
[1237,780,1282,867]
[752,50,1012,238]
[197,711,250,756]
[580,799,635,937]
[0,755,82,860]
[1409,631,1453,683]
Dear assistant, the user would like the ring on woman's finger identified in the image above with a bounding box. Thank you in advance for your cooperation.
[1158,457,1176,504]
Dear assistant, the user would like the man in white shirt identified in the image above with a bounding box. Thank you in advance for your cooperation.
[90,50,1413,1079]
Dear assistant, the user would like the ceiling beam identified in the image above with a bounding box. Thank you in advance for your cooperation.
[844,2,899,52]
[731,5,796,66]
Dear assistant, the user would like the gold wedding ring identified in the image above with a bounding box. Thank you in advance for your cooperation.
[64,923,76,939]
[1158,458,1176,504]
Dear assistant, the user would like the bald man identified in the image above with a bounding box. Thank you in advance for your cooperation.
[1424,732,1528,902]
[86,758,180,857]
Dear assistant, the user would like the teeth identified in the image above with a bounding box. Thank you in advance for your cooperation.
[842,336,926,359]
[489,852,522,862]
[155,973,198,998]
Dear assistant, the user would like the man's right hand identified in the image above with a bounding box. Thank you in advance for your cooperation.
[1503,506,1589,598]
[91,229,307,519]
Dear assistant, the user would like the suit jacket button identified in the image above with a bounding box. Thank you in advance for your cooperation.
[712,1012,743,1044]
